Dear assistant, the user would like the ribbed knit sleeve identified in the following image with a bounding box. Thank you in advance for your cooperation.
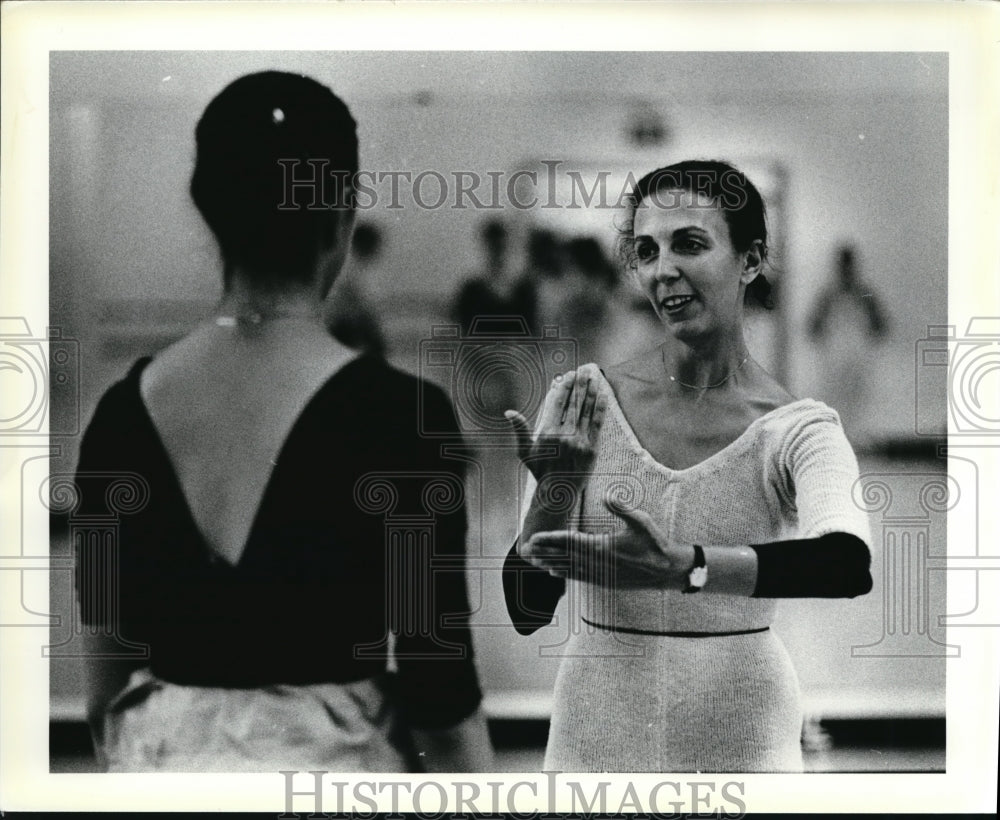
[778,410,872,545]
[748,410,874,598]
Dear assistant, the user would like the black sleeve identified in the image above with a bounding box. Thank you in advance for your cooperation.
[74,383,132,630]
[392,383,483,730]
[502,540,566,635]
[750,531,873,599]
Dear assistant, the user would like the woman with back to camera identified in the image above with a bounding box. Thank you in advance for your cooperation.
[503,160,874,772]
[75,71,492,772]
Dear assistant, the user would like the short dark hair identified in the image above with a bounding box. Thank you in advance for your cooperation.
[617,159,774,309]
[190,71,359,286]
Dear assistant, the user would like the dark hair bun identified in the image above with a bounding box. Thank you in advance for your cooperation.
[190,71,358,283]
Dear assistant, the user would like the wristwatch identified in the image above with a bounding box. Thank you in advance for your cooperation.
[682,544,708,594]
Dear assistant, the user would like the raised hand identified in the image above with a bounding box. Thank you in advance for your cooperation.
[520,499,696,589]
[504,369,608,485]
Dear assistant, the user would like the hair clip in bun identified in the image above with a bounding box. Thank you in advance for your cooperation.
[271,108,285,125]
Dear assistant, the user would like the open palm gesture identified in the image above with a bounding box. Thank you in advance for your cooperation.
[504,369,608,486]
[521,500,695,590]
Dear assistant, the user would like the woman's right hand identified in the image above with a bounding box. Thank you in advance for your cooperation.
[504,368,607,485]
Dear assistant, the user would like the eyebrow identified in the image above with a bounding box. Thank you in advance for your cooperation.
[671,226,709,237]
[634,226,709,241]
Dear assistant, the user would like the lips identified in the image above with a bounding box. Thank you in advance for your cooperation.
[660,295,695,312]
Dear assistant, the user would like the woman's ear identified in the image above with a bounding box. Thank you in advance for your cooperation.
[740,240,764,284]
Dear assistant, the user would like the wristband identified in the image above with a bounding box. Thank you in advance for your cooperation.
[682,544,707,594]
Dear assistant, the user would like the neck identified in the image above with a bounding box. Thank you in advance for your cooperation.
[216,278,324,327]
[662,334,751,391]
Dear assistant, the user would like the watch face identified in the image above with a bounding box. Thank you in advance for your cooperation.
[690,566,708,587]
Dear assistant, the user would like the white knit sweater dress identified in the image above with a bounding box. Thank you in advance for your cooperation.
[533,363,872,773]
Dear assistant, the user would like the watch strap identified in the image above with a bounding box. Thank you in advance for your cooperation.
[682,544,707,594]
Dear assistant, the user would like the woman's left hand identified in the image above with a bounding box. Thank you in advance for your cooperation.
[521,501,696,590]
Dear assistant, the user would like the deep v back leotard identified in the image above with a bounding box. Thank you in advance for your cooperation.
[75,355,483,769]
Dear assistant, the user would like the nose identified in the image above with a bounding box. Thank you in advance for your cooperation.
[653,253,682,283]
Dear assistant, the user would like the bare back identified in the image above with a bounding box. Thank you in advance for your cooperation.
[602,346,797,472]
[139,320,358,565]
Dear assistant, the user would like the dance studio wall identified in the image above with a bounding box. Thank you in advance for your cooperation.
[51,52,946,438]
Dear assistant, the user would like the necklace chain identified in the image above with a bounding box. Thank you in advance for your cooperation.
[663,347,751,390]
[214,308,320,327]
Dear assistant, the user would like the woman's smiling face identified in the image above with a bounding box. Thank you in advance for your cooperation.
[632,188,756,342]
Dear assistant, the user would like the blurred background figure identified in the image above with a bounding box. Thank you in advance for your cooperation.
[446,220,544,566]
[326,221,389,358]
[452,219,537,337]
[808,244,890,446]
[548,235,662,370]
[449,218,540,424]
[564,235,655,368]
[524,228,565,335]
[557,237,614,366]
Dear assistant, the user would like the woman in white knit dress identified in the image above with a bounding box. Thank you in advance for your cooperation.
[503,160,874,773]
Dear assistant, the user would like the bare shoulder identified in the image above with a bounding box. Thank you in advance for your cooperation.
[745,361,799,415]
